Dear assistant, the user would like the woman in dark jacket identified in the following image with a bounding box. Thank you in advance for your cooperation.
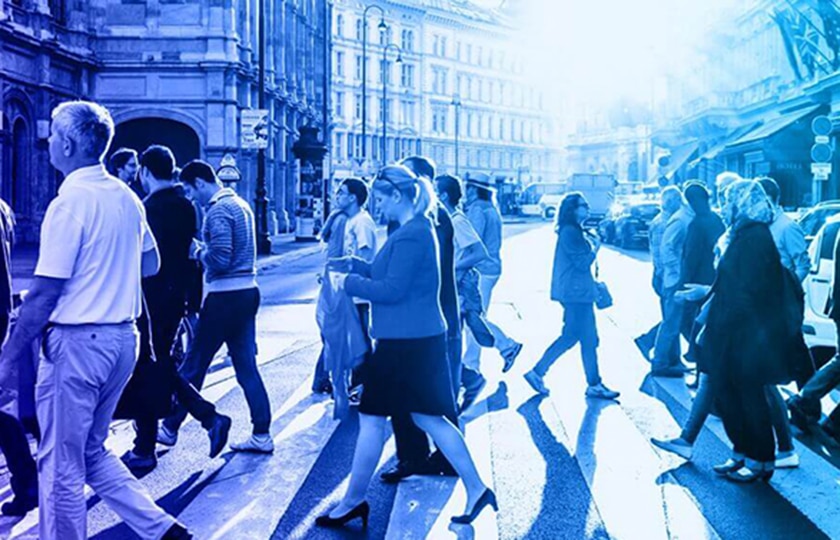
[523,192,619,400]
[702,180,800,482]
[316,165,494,529]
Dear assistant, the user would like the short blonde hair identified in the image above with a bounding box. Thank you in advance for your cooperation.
[51,101,115,160]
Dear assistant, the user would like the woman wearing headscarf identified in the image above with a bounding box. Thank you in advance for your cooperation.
[701,180,799,482]
[523,192,619,399]
[316,165,494,529]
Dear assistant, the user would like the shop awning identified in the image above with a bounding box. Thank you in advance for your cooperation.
[665,142,700,180]
[687,123,761,168]
[725,105,820,150]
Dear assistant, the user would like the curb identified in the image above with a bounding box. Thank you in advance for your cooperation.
[256,244,324,272]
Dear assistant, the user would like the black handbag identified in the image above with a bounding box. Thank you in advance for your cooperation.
[595,281,613,310]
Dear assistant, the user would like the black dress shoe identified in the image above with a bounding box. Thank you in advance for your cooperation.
[1,496,37,517]
[208,414,232,458]
[380,460,427,484]
[451,488,498,524]
[315,501,370,529]
[425,451,458,477]
[725,466,773,483]
[161,523,193,539]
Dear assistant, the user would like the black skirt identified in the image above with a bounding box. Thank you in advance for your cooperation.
[358,334,456,418]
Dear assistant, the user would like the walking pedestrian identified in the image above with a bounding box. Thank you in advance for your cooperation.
[316,164,495,529]
[650,186,695,378]
[461,172,523,407]
[379,156,460,483]
[312,204,349,394]
[0,197,38,518]
[634,187,681,361]
[0,100,191,539]
[108,147,146,199]
[161,160,273,454]
[523,192,619,400]
[117,145,231,473]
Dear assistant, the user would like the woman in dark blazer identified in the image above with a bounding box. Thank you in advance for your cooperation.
[317,165,494,529]
[523,192,619,400]
[702,180,803,482]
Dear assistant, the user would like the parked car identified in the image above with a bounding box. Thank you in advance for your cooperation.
[802,214,840,364]
[598,200,660,248]
[797,201,840,244]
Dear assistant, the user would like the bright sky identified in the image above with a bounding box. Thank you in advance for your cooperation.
[499,0,740,114]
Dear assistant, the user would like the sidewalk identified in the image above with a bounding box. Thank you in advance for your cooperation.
[10,233,324,293]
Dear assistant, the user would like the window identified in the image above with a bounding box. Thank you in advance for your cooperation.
[379,27,389,45]
[379,98,392,123]
[347,134,355,158]
[379,59,389,84]
[401,100,416,125]
[456,41,462,61]
[440,37,447,57]
[336,14,344,37]
[433,35,440,55]
[334,133,344,159]
[432,107,447,133]
[353,134,363,157]
[401,64,415,87]
[354,94,362,119]
[356,18,363,40]
[49,0,67,25]
[477,46,483,66]
[466,44,472,63]
[334,91,344,117]
[401,29,414,52]
[355,55,363,80]
[335,52,344,78]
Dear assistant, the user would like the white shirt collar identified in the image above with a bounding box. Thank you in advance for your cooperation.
[58,164,110,195]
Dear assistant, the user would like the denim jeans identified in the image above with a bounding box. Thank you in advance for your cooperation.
[652,286,685,370]
[462,273,517,372]
[165,287,271,435]
[0,411,37,502]
[533,302,602,387]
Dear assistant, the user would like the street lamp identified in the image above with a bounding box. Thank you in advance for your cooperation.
[255,0,271,254]
[451,94,462,175]
[381,43,402,165]
[361,4,386,163]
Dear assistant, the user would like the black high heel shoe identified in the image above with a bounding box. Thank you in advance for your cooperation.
[315,501,370,529]
[451,488,498,525]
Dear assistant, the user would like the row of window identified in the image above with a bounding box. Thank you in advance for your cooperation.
[332,133,422,162]
[426,144,549,171]
[334,52,416,87]
[333,14,524,73]
[333,92,544,144]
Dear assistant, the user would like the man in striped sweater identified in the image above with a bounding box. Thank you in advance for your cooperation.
[161,160,273,454]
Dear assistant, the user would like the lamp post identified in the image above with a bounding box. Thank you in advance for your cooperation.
[362,5,386,164]
[255,0,271,254]
[451,94,461,175]
[381,43,402,165]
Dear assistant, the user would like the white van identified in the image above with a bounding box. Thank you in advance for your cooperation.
[803,215,840,354]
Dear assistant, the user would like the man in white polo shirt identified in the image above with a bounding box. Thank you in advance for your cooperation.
[0,101,190,539]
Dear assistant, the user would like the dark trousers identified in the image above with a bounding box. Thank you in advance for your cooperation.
[0,411,37,502]
[392,332,461,465]
[717,377,775,464]
[133,296,216,455]
[533,302,602,387]
[652,287,686,369]
[165,288,271,435]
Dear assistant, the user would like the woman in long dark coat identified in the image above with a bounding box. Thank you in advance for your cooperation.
[702,180,803,482]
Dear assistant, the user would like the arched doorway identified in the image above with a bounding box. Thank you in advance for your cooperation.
[110,118,201,167]
[10,118,29,217]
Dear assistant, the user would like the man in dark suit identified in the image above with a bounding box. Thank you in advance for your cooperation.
[120,146,231,472]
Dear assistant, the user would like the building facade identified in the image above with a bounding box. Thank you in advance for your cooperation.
[329,0,561,189]
[1,0,329,241]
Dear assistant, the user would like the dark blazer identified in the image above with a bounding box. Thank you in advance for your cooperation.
[550,223,597,305]
[701,221,800,385]
[682,211,725,286]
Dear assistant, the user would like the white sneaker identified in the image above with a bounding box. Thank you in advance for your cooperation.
[231,434,274,454]
[585,383,620,400]
[651,437,693,460]
[775,452,800,469]
[157,424,178,446]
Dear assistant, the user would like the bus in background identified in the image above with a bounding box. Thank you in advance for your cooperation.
[519,182,567,219]
[568,173,616,225]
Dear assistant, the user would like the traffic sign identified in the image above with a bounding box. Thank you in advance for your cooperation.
[816,135,831,144]
[812,115,833,136]
[811,162,832,175]
[217,153,242,183]
[811,142,833,163]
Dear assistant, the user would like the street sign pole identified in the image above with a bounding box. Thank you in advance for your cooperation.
[255,0,271,255]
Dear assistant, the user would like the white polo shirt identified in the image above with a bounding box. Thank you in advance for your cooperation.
[35,164,157,324]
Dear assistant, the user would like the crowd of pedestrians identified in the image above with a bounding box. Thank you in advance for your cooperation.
[1,97,840,537]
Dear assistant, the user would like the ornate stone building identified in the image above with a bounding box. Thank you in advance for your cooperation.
[1,0,330,241]
[329,0,561,187]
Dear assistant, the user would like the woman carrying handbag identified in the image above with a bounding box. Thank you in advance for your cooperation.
[524,192,620,399]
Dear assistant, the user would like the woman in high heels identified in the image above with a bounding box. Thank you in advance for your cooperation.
[316,165,495,529]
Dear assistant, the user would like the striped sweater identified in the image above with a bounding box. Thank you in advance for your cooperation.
[201,188,257,293]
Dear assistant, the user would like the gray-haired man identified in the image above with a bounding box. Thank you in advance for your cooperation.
[0,101,190,539]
